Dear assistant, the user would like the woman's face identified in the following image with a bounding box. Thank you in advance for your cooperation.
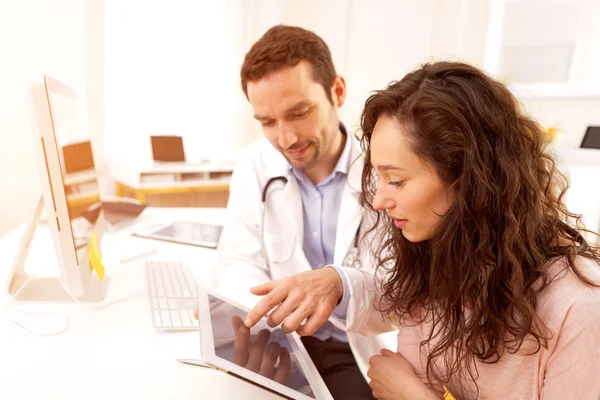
[370,114,455,242]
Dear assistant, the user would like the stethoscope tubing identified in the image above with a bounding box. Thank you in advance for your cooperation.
[260,175,361,269]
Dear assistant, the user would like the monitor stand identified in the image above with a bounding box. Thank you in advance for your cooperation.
[6,196,110,303]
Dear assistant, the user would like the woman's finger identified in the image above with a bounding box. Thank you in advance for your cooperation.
[381,348,395,357]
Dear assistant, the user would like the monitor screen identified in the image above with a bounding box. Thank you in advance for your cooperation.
[47,86,101,258]
[150,135,185,162]
[581,126,600,149]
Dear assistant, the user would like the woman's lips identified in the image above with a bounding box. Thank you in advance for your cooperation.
[392,218,408,228]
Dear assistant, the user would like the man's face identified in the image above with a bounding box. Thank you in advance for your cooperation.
[247,61,345,172]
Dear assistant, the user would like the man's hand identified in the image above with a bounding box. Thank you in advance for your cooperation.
[367,349,440,400]
[243,268,343,336]
[231,316,291,384]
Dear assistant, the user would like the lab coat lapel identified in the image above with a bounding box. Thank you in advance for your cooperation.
[334,140,363,265]
[262,143,309,274]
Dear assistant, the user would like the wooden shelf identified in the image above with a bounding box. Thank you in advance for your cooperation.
[110,159,233,207]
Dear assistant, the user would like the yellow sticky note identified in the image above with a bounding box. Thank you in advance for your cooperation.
[87,232,105,281]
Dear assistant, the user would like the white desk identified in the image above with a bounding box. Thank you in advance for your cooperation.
[0,207,283,400]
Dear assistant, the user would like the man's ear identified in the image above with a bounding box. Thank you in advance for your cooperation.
[331,75,347,108]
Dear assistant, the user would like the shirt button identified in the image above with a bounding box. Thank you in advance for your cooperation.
[313,231,318,237]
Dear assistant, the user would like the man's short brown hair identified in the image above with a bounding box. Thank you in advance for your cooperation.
[240,25,337,103]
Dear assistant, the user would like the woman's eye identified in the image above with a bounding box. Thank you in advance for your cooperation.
[388,180,404,187]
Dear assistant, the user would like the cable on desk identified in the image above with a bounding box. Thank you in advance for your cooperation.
[4,272,146,337]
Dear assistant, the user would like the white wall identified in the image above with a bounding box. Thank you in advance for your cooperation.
[242,0,492,136]
[343,0,436,131]
[87,0,496,170]
[103,0,241,166]
[1,0,597,238]
[522,97,600,149]
[570,0,600,81]
[0,0,86,237]
[521,96,600,238]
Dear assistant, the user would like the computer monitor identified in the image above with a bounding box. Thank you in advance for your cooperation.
[580,126,600,150]
[6,76,109,303]
[150,135,186,162]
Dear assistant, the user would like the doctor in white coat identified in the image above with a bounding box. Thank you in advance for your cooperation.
[212,25,395,399]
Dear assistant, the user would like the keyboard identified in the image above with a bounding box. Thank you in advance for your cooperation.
[145,259,199,330]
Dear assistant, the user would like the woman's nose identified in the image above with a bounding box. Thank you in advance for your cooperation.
[372,186,394,211]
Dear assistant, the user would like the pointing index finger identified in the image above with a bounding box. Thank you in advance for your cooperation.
[244,284,289,328]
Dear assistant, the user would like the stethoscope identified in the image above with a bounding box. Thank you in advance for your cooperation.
[260,176,362,269]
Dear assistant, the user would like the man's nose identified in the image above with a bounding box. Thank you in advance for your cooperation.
[277,124,298,149]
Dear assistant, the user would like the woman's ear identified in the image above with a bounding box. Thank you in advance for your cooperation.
[330,75,347,108]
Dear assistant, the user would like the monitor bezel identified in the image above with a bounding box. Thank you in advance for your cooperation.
[29,75,101,298]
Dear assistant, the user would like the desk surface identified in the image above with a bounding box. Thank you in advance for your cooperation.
[0,207,284,400]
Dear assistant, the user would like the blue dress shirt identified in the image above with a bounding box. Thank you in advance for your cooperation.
[290,125,352,343]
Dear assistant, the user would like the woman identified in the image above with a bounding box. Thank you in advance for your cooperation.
[245,61,600,399]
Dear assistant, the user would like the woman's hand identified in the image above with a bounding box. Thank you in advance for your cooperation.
[368,349,440,400]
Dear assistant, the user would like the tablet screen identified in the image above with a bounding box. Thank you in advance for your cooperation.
[207,293,316,399]
[148,221,223,247]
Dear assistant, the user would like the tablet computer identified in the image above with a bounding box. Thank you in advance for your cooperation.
[196,285,333,400]
[132,221,222,248]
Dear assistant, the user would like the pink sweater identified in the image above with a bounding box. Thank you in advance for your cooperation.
[396,257,600,399]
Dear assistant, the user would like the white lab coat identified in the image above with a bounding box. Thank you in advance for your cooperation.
[212,137,397,380]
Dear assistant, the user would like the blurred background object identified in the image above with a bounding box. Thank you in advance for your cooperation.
[1,0,599,238]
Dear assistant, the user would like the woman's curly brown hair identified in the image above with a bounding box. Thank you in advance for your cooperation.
[359,61,600,395]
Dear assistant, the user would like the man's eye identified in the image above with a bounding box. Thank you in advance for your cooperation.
[292,110,308,119]
[262,121,275,127]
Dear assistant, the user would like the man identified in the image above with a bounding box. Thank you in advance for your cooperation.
[213,25,394,399]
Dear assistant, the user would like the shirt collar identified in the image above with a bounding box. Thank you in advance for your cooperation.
[334,123,351,176]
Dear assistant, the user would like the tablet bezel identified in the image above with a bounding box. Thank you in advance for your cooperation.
[132,221,222,248]
[196,285,333,400]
